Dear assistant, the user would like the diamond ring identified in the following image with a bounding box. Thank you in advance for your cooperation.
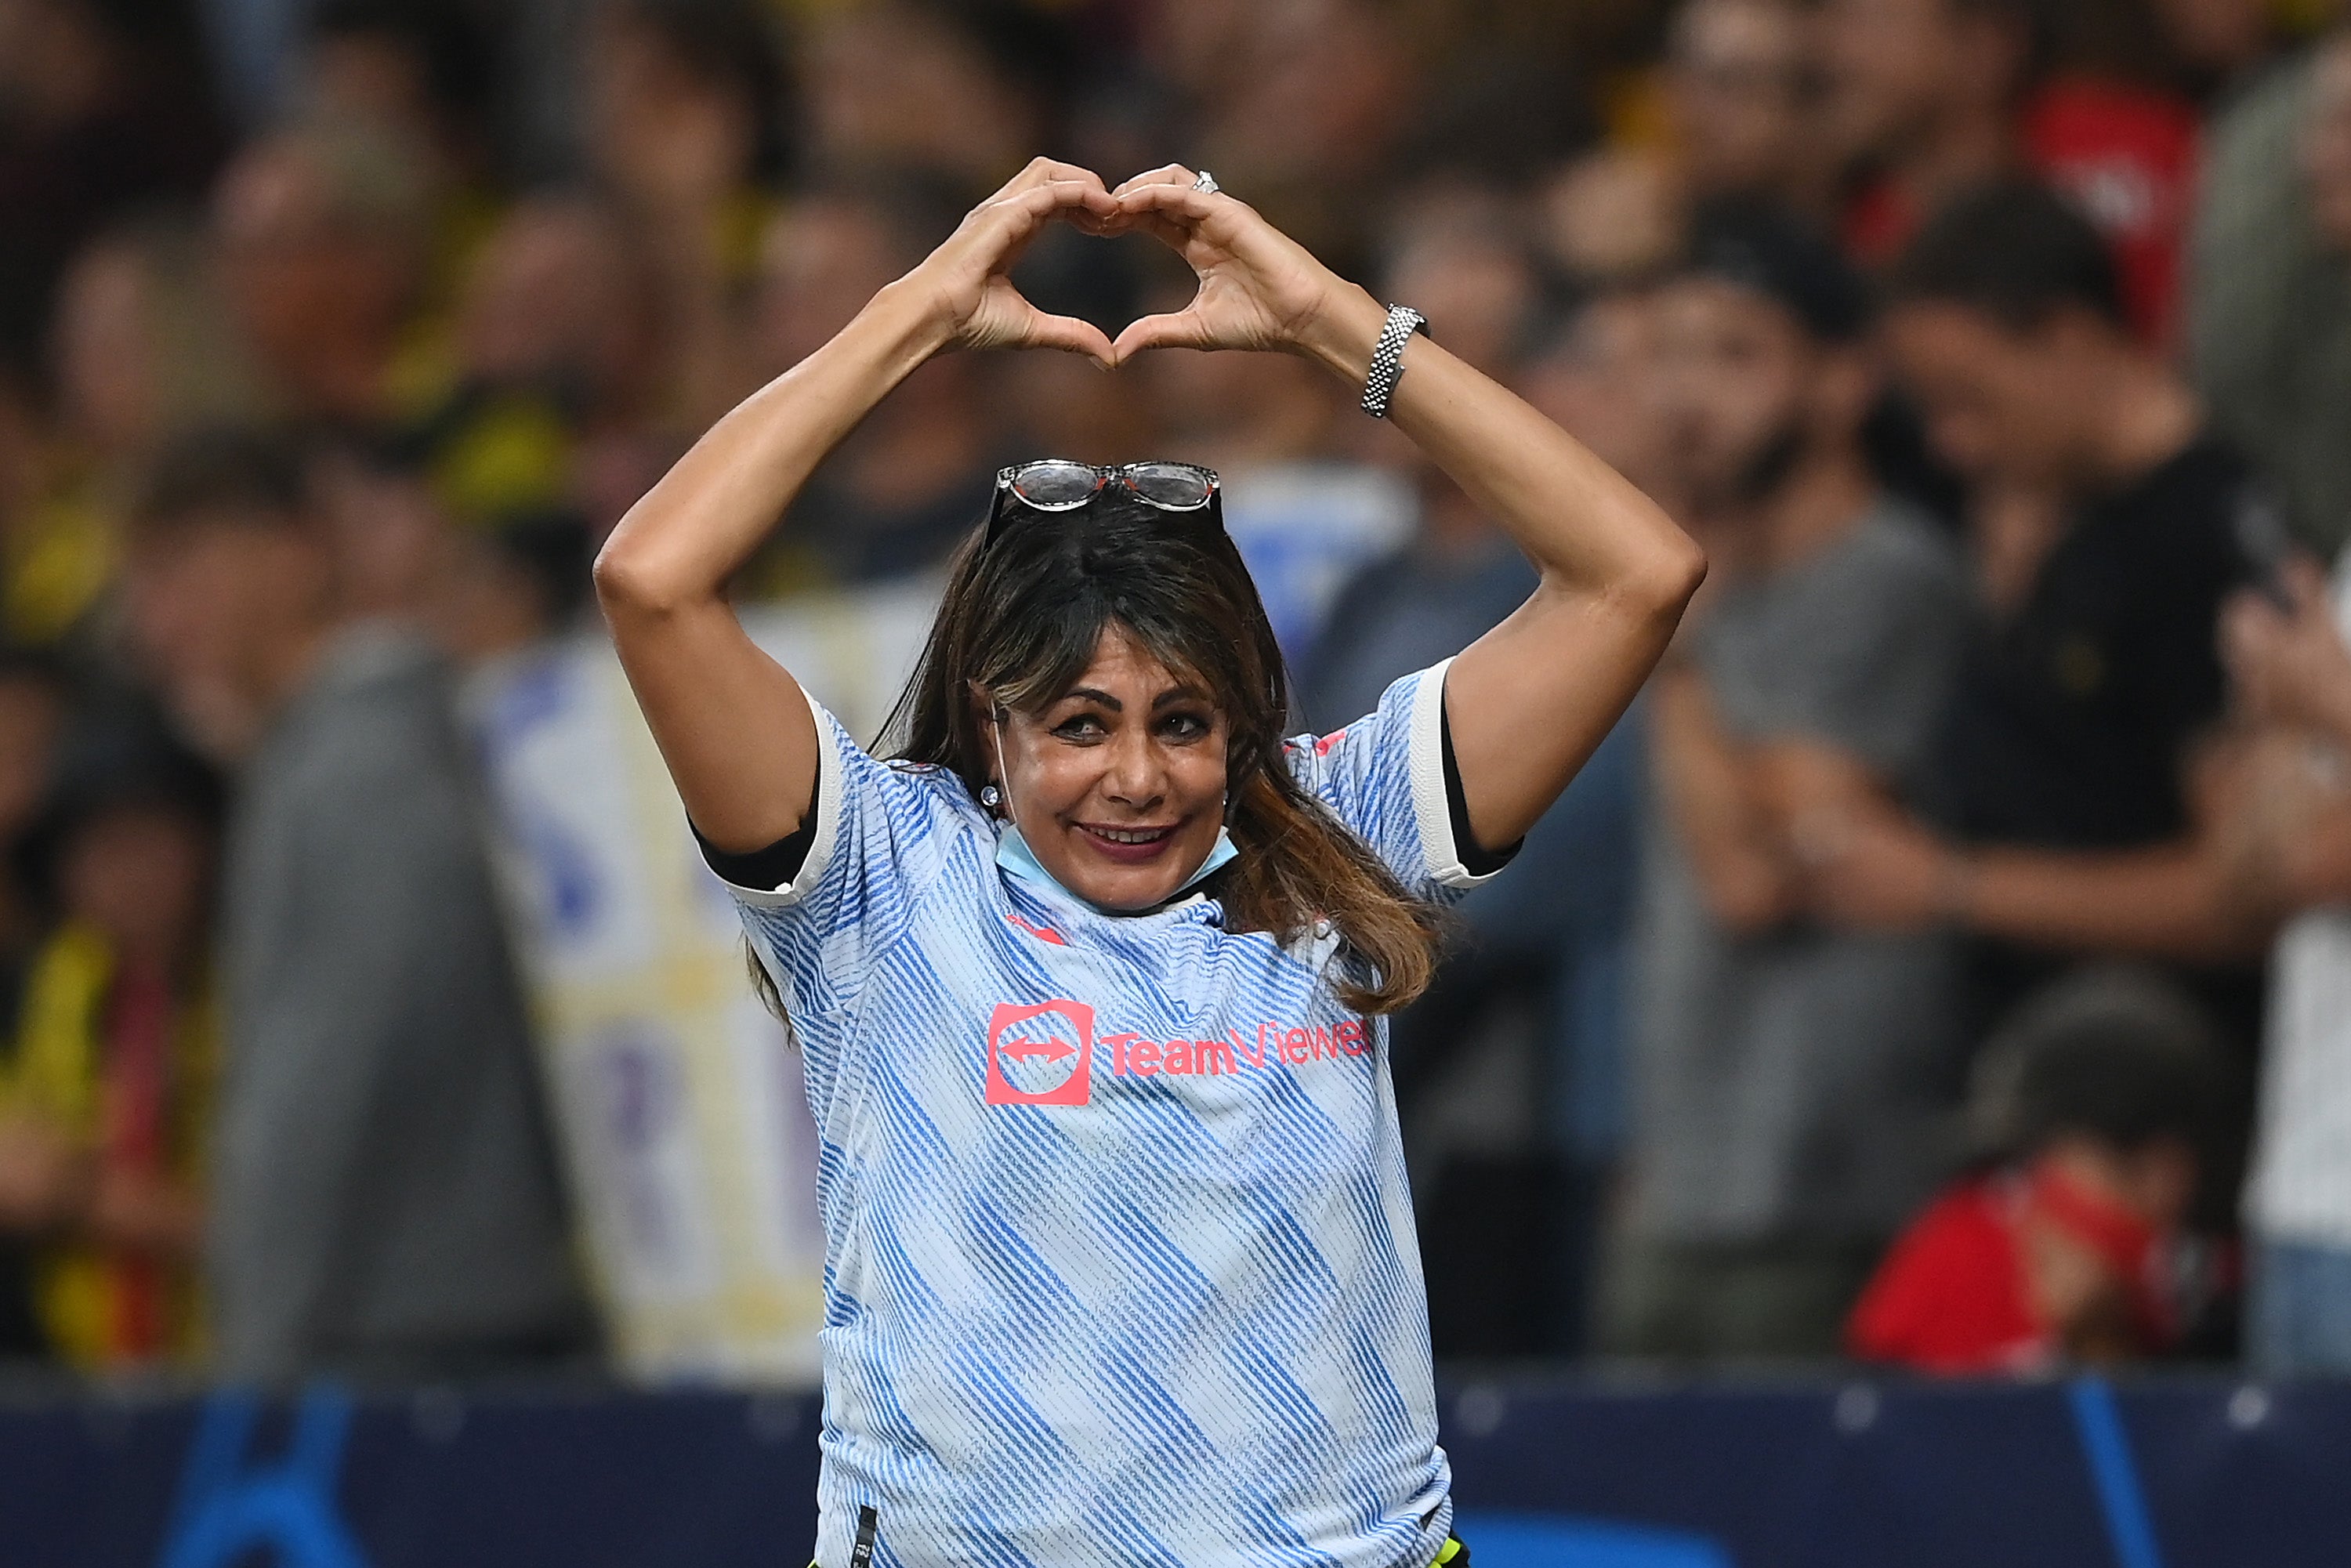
[1192,170,1220,195]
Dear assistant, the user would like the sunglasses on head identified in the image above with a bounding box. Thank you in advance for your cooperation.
[984,459,1222,546]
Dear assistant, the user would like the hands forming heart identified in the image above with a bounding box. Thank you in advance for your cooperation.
[914,158,1352,370]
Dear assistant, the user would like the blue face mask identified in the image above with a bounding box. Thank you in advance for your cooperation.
[995,820,1240,911]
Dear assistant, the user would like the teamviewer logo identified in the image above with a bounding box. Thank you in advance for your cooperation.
[985,1000,1095,1106]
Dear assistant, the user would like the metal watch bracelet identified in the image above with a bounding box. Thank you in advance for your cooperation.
[1361,304,1429,419]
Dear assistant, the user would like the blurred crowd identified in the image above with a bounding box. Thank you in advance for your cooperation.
[5,0,2351,1386]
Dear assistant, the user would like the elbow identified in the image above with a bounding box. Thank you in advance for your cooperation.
[592,533,690,621]
[1588,525,1707,627]
[1642,532,1709,618]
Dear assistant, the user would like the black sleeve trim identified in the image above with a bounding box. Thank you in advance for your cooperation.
[693,750,822,891]
[1440,701,1521,878]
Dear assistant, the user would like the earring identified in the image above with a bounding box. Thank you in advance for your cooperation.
[981,783,1002,810]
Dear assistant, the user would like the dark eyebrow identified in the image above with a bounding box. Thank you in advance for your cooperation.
[1050,684,1214,714]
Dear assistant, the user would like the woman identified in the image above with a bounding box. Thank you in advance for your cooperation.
[596,160,1702,1568]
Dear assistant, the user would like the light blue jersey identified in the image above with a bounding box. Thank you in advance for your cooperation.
[717,661,1497,1568]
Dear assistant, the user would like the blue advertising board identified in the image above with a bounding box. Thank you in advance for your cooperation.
[2,1376,2346,1568]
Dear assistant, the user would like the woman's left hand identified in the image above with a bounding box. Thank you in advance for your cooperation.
[1107,165,1366,361]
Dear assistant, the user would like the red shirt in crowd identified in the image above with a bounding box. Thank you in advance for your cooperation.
[1847,1175,2052,1374]
[1842,74,2203,345]
[1847,1164,2179,1374]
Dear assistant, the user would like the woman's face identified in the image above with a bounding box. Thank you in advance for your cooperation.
[986,626,1230,912]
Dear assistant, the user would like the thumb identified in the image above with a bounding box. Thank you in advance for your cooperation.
[1022,307,1118,368]
[1111,308,1212,364]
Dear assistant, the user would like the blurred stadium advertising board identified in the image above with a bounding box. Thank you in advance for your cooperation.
[5,1378,2348,1567]
[463,582,940,1385]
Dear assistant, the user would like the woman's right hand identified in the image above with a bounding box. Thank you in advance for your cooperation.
[904,158,1122,365]
[1105,164,1371,364]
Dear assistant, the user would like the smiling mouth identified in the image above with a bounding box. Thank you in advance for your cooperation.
[1074,822,1181,860]
[1081,824,1175,846]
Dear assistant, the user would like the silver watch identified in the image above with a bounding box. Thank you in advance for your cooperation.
[1360,304,1429,418]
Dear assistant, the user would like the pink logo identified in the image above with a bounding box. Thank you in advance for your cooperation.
[985,1000,1095,1106]
[1005,911,1066,946]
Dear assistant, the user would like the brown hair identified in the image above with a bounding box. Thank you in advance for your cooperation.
[878,485,1448,1015]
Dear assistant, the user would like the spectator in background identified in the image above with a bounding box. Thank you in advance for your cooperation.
[0,653,69,1357]
[2220,554,2351,1374]
[1188,0,1418,266]
[118,429,591,1383]
[432,509,596,664]
[0,716,220,1371]
[298,0,502,199]
[580,0,788,429]
[306,432,593,664]
[415,192,668,536]
[1607,205,1973,1361]
[1849,968,2233,1373]
[0,0,228,378]
[2192,24,2351,559]
[799,0,1062,198]
[1519,285,1683,518]
[1813,183,2264,1048]
[1662,0,1834,215]
[1534,147,1686,290]
[1820,0,2040,264]
[2151,0,2301,100]
[9,219,267,652]
[212,118,445,432]
[741,181,1010,594]
[1821,0,2199,342]
[294,0,508,348]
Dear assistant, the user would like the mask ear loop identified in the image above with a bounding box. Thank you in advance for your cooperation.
[988,704,1014,820]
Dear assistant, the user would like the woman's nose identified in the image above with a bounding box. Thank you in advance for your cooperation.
[1101,731,1167,806]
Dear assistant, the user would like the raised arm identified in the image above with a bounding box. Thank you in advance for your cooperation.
[594,161,1118,852]
[1111,168,1705,852]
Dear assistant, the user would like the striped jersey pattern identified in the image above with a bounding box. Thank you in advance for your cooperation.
[720,661,1495,1568]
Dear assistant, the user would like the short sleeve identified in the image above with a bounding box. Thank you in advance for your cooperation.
[1800,536,1974,780]
[1698,509,1972,784]
[1282,657,1502,902]
[703,686,968,1019]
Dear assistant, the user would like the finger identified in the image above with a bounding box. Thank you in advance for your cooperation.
[1000,179,1121,223]
[980,180,1119,252]
[1096,207,1191,255]
[1110,308,1215,362]
[1021,307,1118,368]
[1111,164,1196,198]
[993,156,1109,203]
[1115,181,1228,226]
[1112,186,1219,261]
[1062,188,1131,238]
